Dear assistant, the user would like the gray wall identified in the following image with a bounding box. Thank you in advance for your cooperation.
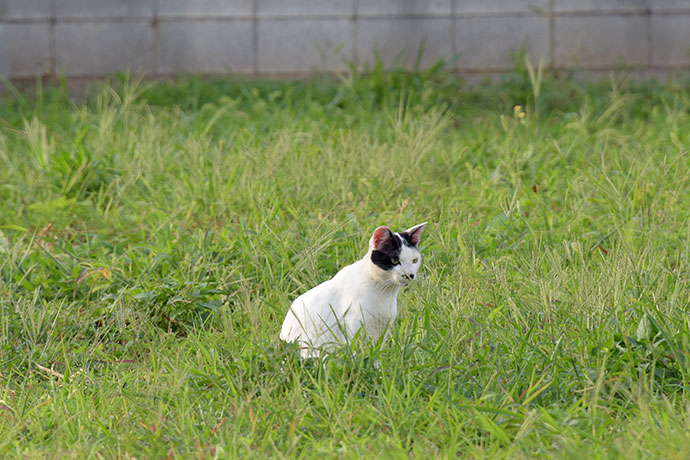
[1,0,690,80]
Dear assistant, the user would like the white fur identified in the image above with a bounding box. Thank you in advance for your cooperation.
[280,223,425,357]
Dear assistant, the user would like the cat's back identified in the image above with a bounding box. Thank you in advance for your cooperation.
[279,276,338,343]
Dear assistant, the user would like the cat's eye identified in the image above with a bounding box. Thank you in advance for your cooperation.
[412,258,419,264]
[391,258,399,265]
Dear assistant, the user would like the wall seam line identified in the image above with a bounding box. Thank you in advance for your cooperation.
[450,0,456,62]
[646,6,652,68]
[253,0,258,74]
[549,0,554,70]
[49,0,56,77]
[152,0,158,76]
[353,0,359,67]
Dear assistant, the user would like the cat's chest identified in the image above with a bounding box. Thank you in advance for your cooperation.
[349,289,397,340]
[311,262,399,340]
[333,273,398,321]
[334,290,393,321]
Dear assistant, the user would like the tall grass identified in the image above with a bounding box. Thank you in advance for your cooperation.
[1,66,690,458]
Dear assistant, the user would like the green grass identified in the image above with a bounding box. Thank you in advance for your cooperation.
[1,65,690,458]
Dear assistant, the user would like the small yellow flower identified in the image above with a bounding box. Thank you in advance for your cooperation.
[518,112,526,119]
[513,105,522,113]
[98,268,112,280]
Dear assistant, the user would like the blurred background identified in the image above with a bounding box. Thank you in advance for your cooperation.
[1,0,689,81]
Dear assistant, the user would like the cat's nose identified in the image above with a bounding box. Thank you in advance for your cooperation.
[404,273,415,280]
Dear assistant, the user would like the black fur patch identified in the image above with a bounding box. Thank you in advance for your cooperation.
[398,231,416,247]
[371,231,402,271]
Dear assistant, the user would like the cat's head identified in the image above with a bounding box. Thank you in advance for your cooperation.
[368,222,427,286]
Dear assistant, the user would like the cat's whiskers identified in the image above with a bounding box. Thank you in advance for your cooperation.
[374,277,403,293]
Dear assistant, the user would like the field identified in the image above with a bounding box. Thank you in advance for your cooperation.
[1,65,690,458]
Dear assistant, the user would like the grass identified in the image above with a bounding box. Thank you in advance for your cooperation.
[1,64,690,458]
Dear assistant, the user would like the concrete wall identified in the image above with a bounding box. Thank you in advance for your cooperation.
[1,1,690,80]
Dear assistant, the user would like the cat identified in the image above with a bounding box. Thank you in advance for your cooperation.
[280,222,427,358]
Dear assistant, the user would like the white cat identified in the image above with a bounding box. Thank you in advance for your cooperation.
[280,222,427,357]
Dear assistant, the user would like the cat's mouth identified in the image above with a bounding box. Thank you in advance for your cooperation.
[391,274,414,287]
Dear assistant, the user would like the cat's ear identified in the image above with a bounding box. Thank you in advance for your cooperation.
[371,226,394,250]
[404,222,427,246]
